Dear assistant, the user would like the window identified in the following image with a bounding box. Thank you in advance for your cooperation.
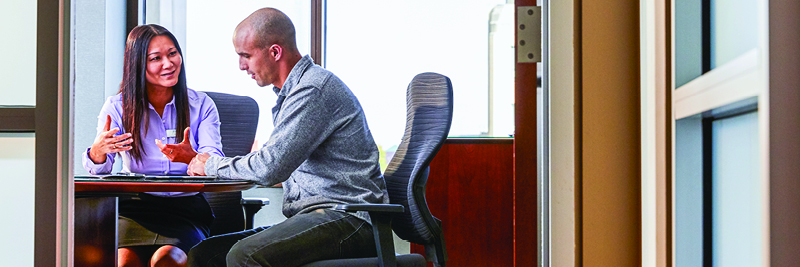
[184,1,311,146]
[674,0,758,88]
[325,0,515,166]
[672,0,767,265]
[73,1,516,170]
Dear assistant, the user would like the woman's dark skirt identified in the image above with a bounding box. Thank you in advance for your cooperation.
[118,192,214,253]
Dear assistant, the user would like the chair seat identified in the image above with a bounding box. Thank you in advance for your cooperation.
[300,253,426,267]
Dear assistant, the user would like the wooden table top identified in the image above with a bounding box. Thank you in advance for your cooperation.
[74,176,257,193]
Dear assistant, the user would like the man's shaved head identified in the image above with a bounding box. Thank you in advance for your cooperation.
[235,8,298,53]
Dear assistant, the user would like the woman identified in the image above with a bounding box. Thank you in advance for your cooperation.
[82,24,223,267]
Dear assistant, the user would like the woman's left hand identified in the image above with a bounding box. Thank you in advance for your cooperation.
[156,127,198,164]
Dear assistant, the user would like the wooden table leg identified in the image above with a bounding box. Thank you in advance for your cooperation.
[75,196,117,267]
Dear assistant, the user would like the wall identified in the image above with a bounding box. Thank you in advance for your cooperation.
[769,1,800,265]
[579,0,642,266]
[73,0,127,175]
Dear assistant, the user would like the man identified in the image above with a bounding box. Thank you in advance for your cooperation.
[163,8,388,267]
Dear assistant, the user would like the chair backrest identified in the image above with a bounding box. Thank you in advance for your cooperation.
[384,73,453,264]
[202,91,259,235]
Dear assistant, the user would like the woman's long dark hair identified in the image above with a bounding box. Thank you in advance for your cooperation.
[120,24,190,162]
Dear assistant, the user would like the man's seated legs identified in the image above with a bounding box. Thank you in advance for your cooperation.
[187,227,265,267]
[188,209,376,267]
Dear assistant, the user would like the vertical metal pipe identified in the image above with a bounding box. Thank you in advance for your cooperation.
[311,0,325,67]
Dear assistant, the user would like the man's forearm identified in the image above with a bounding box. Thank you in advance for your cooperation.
[204,152,289,186]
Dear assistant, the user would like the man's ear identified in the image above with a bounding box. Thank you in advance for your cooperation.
[269,44,283,61]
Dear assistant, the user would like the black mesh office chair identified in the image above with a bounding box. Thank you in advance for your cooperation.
[303,72,453,267]
[203,91,269,235]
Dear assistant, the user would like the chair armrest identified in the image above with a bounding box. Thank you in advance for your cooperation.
[333,204,403,267]
[332,204,404,213]
[241,198,269,230]
[241,198,269,206]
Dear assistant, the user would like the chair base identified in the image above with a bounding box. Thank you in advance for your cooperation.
[301,253,426,267]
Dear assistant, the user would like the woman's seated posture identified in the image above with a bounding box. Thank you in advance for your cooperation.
[82,24,224,267]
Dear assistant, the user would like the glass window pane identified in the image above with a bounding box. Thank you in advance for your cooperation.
[674,0,760,88]
[711,112,763,266]
[674,116,704,267]
[0,133,35,266]
[0,0,37,106]
[185,1,311,145]
[326,0,514,157]
[674,0,703,88]
[710,0,758,68]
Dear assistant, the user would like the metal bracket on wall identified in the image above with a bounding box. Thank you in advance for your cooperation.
[517,6,542,63]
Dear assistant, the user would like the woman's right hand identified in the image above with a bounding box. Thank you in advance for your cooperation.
[89,115,133,163]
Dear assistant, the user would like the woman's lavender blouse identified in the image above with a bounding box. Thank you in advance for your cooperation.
[82,89,224,197]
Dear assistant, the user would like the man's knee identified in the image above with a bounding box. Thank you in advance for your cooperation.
[225,241,251,266]
[187,240,226,267]
[225,239,273,267]
[189,228,270,266]
[185,245,204,266]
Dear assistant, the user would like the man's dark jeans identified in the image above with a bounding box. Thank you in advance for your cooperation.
[187,209,377,267]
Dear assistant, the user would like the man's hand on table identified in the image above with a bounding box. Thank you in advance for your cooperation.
[187,152,211,176]
[156,127,197,164]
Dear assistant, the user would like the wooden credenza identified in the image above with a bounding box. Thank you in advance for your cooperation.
[411,138,516,266]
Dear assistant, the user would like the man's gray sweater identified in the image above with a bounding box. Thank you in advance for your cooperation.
[205,55,388,223]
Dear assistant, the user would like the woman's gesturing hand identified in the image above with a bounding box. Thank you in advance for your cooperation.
[89,115,133,163]
[156,127,198,164]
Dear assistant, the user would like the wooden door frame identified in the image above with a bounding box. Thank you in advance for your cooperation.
[514,0,539,266]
